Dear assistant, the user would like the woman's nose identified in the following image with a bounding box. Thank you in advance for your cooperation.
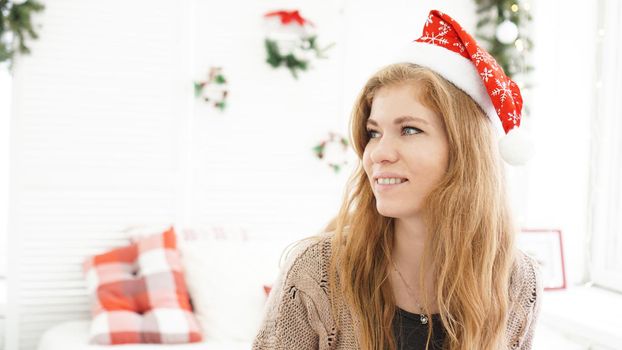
[370,136,399,164]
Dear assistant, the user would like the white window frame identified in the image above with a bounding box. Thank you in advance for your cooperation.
[589,0,622,293]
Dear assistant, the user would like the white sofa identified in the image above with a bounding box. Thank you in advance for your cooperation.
[38,321,252,350]
[37,226,295,350]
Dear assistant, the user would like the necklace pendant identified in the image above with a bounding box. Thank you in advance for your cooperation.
[420,314,429,325]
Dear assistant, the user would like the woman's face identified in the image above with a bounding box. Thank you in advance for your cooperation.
[363,83,450,219]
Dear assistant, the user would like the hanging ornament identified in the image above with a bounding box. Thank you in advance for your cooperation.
[194,67,229,111]
[475,1,533,82]
[312,132,349,173]
[263,10,334,79]
[495,19,519,44]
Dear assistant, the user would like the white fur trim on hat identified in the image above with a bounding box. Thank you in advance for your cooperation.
[393,41,503,135]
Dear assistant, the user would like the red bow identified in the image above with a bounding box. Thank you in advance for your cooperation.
[264,10,313,26]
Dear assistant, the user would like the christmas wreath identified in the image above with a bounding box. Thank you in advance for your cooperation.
[313,132,349,173]
[194,67,229,111]
[263,10,334,79]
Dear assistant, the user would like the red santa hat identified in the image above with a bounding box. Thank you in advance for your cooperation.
[395,10,534,165]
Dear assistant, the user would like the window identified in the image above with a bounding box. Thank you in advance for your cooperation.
[589,0,622,293]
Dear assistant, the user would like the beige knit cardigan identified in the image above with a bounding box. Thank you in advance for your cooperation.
[253,232,543,350]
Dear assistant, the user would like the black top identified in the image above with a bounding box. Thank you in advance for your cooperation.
[393,307,446,350]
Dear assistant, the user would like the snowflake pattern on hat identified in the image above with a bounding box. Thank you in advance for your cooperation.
[415,10,523,134]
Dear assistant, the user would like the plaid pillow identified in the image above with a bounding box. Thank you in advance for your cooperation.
[83,226,202,344]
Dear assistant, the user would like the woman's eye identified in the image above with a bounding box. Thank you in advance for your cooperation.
[367,129,381,139]
[402,126,422,136]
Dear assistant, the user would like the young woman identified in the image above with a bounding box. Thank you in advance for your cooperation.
[253,10,542,350]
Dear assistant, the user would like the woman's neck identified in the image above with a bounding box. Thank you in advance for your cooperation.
[393,216,428,268]
[391,216,439,313]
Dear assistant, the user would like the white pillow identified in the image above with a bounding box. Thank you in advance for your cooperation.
[179,236,292,342]
[123,223,174,241]
[123,224,250,243]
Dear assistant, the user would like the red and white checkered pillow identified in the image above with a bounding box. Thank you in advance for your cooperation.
[83,226,202,344]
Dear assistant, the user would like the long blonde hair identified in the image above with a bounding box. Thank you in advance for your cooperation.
[325,63,517,350]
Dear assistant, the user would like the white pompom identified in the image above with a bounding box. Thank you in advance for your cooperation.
[499,127,535,166]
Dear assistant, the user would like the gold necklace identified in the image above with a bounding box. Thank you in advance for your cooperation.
[390,259,429,325]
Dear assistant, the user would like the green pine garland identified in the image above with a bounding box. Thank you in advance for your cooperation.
[474,0,532,80]
[0,0,45,67]
[265,35,333,79]
[265,38,307,79]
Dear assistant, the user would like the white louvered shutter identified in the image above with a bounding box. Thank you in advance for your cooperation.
[6,2,192,349]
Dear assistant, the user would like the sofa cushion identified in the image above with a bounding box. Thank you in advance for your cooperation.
[83,227,202,344]
[179,234,290,342]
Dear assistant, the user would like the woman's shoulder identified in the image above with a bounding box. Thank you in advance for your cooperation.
[279,231,335,280]
[510,249,543,300]
[506,249,544,347]
[281,232,333,284]
[253,232,339,349]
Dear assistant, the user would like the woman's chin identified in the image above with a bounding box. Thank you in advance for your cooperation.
[375,204,415,219]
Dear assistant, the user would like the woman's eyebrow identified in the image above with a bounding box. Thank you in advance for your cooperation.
[366,115,429,126]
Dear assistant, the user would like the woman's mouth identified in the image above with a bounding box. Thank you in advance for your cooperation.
[375,177,408,185]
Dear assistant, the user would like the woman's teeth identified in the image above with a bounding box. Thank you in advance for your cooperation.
[376,178,407,185]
